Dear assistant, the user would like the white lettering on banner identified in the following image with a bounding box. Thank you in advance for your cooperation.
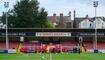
[86,49,94,53]
[100,50,105,53]
[79,33,104,36]
[1,33,26,36]
[36,32,71,37]
[8,49,16,53]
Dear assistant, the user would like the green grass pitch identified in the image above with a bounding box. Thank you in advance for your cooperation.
[0,53,105,60]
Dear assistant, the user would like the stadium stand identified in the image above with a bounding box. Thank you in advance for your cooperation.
[97,42,105,49]
[0,41,6,49]
[22,41,41,49]
[9,42,20,49]
[61,40,80,50]
[0,41,20,49]
[61,41,78,46]
[83,41,105,50]
[83,42,94,49]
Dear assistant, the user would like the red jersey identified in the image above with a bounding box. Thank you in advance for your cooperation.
[69,48,71,51]
[24,48,28,52]
[65,48,68,51]
[85,48,87,52]
[42,48,44,51]
[62,48,64,52]
[20,48,23,52]
[56,48,58,52]
[35,48,38,51]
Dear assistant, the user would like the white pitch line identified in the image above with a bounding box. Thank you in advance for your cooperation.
[50,53,52,60]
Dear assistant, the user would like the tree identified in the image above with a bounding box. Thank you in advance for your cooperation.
[44,20,55,28]
[1,0,54,28]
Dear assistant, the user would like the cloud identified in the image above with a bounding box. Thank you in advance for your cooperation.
[38,0,49,2]
[0,0,105,18]
[38,0,105,16]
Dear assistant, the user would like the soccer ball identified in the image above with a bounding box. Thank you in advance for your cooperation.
[42,56,45,59]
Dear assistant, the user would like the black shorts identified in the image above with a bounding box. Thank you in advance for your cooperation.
[42,51,44,53]
[24,52,28,53]
[35,51,37,53]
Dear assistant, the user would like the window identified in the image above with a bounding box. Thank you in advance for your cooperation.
[89,23,93,29]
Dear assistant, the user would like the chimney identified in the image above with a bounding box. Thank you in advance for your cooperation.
[60,13,64,24]
[57,13,66,28]
[53,13,56,23]
[85,14,89,19]
[74,10,76,19]
[68,11,71,20]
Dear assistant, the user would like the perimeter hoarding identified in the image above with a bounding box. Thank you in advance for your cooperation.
[8,49,17,53]
[71,32,105,37]
[0,50,8,53]
[0,32,36,37]
[0,32,105,37]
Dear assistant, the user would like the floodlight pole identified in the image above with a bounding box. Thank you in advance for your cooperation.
[95,5,97,50]
[93,1,98,50]
[4,2,9,50]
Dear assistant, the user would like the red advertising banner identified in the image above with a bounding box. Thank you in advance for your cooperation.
[36,32,71,37]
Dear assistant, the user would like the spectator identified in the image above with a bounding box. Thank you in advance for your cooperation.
[24,48,28,53]
[35,48,38,53]
[85,48,87,52]
[69,48,71,53]
[20,48,23,52]
[62,48,64,53]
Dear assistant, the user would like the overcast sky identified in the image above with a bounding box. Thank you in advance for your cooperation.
[0,0,105,19]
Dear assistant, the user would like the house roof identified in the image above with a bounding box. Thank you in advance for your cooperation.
[74,18,85,25]
[47,16,72,24]
[73,17,105,28]
[74,17,105,25]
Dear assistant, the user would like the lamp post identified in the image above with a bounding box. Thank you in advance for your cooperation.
[4,2,9,50]
[93,1,98,50]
